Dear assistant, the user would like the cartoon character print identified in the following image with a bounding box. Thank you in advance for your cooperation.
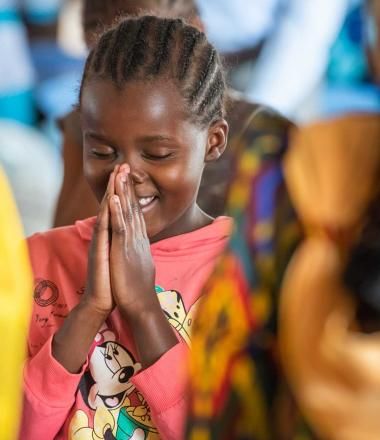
[155,286,200,346]
[69,327,158,439]
[70,287,199,439]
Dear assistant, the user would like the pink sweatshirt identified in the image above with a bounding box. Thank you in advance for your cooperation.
[20,216,231,440]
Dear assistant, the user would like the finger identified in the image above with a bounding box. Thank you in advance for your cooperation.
[137,201,148,239]
[90,188,110,276]
[125,172,143,234]
[109,195,127,241]
[106,164,120,199]
[128,177,147,239]
[94,169,112,241]
[115,170,128,221]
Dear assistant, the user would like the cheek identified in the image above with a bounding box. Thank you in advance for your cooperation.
[83,160,113,202]
[159,153,205,192]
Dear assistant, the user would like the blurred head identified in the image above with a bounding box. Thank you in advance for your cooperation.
[82,0,201,48]
[79,16,228,240]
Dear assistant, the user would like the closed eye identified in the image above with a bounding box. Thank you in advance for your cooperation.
[89,148,116,159]
[142,152,173,161]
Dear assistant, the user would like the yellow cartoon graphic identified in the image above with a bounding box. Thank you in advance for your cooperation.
[156,287,200,346]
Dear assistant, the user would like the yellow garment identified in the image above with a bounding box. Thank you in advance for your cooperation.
[0,168,32,439]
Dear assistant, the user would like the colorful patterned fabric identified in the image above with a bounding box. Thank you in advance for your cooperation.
[187,109,310,439]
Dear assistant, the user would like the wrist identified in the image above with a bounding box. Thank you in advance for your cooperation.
[80,296,112,322]
[118,299,178,368]
[117,291,160,322]
[52,301,108,374]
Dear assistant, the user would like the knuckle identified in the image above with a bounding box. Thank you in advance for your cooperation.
[93,221,102,233]
[114,227,126,236]
[131,202,140,213]
[126,212,133,223]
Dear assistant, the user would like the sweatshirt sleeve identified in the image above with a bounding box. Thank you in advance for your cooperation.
[131,341,189,440]
[19,335,88,439]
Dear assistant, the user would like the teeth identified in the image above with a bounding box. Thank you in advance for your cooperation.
[138,196,155,207]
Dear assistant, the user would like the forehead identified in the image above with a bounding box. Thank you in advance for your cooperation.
[81,79,199,141]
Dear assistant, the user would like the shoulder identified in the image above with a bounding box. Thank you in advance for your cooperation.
[28,223,78,247]
[27,222,89,268]
[243,101,294,134]
[227,91,294,135]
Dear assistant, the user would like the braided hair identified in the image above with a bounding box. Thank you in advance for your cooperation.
[83,0,199,41]
[80,15,226,128]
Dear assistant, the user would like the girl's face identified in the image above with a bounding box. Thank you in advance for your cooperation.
[81,79,227,241]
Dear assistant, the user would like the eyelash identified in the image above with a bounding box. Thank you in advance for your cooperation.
[89,149,173,161]
[142,152,173,161]
[90,150,116,159]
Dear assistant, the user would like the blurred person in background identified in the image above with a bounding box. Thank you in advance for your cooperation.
[186,111,380,440]
[318,0,380,118]
[0,168,32,439]
[187,2,380,439]
[0,0,36,124]
[0,0,64,235]
[280,115,380,440]
[195,0,351,120]
[54,0,294,227]
[0,120,61,235]
[26,0,86,135]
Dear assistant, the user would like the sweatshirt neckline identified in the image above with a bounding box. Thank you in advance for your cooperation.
[76,216,232,253]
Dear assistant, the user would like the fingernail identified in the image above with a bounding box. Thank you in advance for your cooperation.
[120,173,128,183]
[112,195,119,203]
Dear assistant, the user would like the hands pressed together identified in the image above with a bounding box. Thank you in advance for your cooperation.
[53,165,177,373]
[84,164,156,318]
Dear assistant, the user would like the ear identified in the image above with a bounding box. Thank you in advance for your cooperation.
[205,119,229,163]
[189,15,206,33]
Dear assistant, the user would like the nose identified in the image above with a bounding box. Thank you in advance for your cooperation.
[118,158,147,185]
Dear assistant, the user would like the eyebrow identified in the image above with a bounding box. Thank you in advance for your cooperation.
[86,132,112,144]
[136,135,177,144]
[85,132,178,145]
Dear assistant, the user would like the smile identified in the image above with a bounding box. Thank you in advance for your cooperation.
[98,390,127,409]
[138,196,157,211]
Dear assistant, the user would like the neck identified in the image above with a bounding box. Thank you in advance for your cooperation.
[150,203,213,244]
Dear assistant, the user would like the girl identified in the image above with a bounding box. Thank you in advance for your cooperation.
[21,16,231,440]
[54,0,292,226]
[54,0,200,227]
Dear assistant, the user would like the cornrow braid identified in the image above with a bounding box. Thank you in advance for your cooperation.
[191,46,217,103]
[121,17,151,81]
[148,19,181,75]
[178,27,204,80]
[80,15,226,127]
